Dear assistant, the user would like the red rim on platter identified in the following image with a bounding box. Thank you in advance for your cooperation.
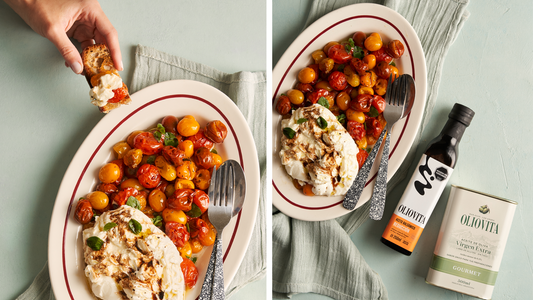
[48,80,260,300]
[272,3,427,221]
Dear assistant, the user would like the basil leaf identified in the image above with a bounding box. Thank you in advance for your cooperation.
[365,148,371,153]
[317,97,329,108]
[186,203,202,218]
[282,127,296,139]
[337,64,345,72]
[368,106,379,118]
[87,236,104,251]
[317,117,328,129]
[390,61,396,67]
[153,131,162,141]
[337,114,346,125]
[192,257,198,264]
[164,132,179,147]
[128,219,142,234]
[157,123,165,134]
[186,223,190,233]
[103,222,117,231]
[352,46,365,59]
[126,196,141,210]
[151,215,163,228]
[211,149,218,154]
[146,155,156,165]
[297,118,308,124]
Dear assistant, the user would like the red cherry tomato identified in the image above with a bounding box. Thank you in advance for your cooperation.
[327,44,352,64]
[350,57,368,76]
[188,218,209,239]
[193,190,210,213]
[307,88,328,104]
[347,120,366,141]
[187,131,214,151]
[328,71,348,91]
[366,117,384,139]
[74,199,93,224]
[372,48,393,64]
[136,164,161,189]
[162,145,185,166]
[180,258,199,289]
[371,95,386,113]
[167,188,194,212]
[108,84,128,103]
[349,94,373,113]
[113,187,139,206]
[133,132,163,155]
[166,221,190,248]
[295,82,314,94]
[161,115,179,135]
[356,150,369,169]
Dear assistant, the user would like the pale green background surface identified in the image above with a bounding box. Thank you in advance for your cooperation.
[0,0,266,299]
[273,0,533,300]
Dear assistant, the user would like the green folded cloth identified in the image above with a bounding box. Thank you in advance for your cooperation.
[272,0,470,299]
[17,45,266,300]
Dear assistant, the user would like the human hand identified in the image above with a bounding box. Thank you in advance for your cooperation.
[5,0,122,74]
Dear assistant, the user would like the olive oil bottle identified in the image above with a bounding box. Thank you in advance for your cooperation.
[381,103,475,255]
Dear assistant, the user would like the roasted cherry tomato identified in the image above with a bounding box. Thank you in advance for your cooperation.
[98,162,121,184]
[187,131,214,151]
[108,83,128,103]
[192,190,210,213]
[295,82,314,94]
[133,132,163,155]
[193,147,214,170]
[349,94,373,113]
[113,187,139,206]
[86,191,109,210]
[275,95,292,115]
[298,67,317,84]
[162,145,185,167]
[371,95,386,113]
[372,48,393,64]
[204,120,228,144]
[328,71,348,91]
[347,120,366,141]
[167,188,194,212]
[193,169,211,190]
[366,117,384,139]
[136,164,161,189]
[74,199,93,224]
[161,115,179,135]
[357,150,369,169]
[352,31,367,47]
[375,61,392,79]
[350,58,368,76]
[364,32,383,51]
[386,40,405,59]
[307,88,328,104]
[96,183,118,195]
[327,44,351,64]
[188,218,209,239]
[180,258,199,289]
[148,189,167,212]
[176,161,197,181]
[177,115,200,137]
[166,222,190,248]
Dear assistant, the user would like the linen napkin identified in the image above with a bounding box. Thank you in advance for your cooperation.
[272,0,470,299]
[17,45,267,299]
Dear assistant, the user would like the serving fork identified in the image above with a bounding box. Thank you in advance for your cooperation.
[199,161,236,300]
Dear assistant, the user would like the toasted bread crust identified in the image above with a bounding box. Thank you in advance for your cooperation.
[82,44,130,113]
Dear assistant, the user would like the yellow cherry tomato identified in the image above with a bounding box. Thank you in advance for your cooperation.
[314,80,333,92]
[360,70,377,87]
[298,67,317,84]
[176,160,197,180]
[177,116,200,137]
[148,189,167,212]
[155,156,177,181]
[165,184,176,198]
[364,32,383,51]
[178,140,194,159]
[136,190,147,211]
[211,153,223,170]
[98,163,121,184]
[190,238,203,253]
[162,208,187,224]
[319,58,334,74]
[336,91,351,111]
[286,89,304,105]
[346,109,366,123]
[374,78,387,96]
[311,50,327,64]
[356,136,368,149]
[174,178,195,190]
[198,228,216,246]
[113,141,131,159]
[193,169,211,190]
[120,178,145,191]
[86,191,109,210]
[358,86,374,95]
[178,241,192,258]
[123,148,143,169]
[390,65,399,81]
[362,54,377,70]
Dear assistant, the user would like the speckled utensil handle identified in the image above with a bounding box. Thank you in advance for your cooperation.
[369,128,390,220]
[211,235,225,300]
[198,243,217,300]
[343,128,387,210]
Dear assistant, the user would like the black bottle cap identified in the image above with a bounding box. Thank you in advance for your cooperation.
[449,103,475,126]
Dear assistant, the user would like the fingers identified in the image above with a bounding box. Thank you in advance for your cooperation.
[95,13,122,71]
[47,27,84,74]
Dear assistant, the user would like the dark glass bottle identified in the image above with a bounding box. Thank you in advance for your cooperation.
[381,103,475,256]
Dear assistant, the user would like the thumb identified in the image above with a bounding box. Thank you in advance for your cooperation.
[48,28,83,74]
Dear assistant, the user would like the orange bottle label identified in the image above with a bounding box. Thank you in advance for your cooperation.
[382,213,424,252]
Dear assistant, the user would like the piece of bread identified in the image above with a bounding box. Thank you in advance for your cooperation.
[82,44,131,113]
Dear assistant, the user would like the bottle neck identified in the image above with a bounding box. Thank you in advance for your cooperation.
[440,119,467,144]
